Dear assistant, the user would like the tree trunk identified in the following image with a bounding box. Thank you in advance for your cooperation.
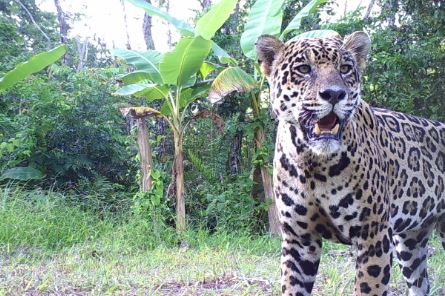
[53,0,69,63]
[250,92,280,235]
[173,130,186,232]
[363,0,376,20]
[383,0,398,27]
[136,118,153,192]
[75,37,89,72]
[228,108,246,175]
[231,1,240,34]
[120,0,132,49]
[226,97,247,175]
[254,127,280,235]
[143,0,155,50]
[229,130,243,175]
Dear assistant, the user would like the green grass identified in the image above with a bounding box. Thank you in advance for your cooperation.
[0,188,444,295]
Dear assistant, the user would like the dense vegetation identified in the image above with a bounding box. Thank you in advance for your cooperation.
[1,0,445,294]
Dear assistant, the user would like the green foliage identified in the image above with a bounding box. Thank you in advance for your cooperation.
[366,31,445,120]
[187,150,216,183]
[0,44,66,183]
[1,67,136,192]
[203,174,266,232]
[132,170,167,219]
[74,176,132,212]
[0,0,60,52]
[132,169,175,244]
[0,20,24,69]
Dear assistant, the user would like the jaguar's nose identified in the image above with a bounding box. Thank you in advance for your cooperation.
[319,89,347,105]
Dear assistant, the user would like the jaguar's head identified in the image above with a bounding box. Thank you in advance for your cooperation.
[256,31,371,155]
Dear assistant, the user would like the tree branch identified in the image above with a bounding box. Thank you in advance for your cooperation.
[15,0,51,47]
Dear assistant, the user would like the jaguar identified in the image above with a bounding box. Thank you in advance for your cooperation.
[255,31,445,296]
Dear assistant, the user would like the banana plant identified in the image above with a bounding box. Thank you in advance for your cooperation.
[125,0,237,65]
[209,0,333,234]
[113,0,238,233]
[0,45,66,92]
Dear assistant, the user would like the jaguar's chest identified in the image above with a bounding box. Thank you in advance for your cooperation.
[274,121,389,242]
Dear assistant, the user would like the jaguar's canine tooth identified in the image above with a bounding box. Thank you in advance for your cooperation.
[314,123,321,135]
[331,123,340,134]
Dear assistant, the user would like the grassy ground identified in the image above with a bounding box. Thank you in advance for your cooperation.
[1,189,444,295]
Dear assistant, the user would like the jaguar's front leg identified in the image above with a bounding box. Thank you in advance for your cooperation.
[354,226,392,296]
[280,221,322,296]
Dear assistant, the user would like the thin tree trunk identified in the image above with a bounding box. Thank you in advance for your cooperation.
[143,0,155,50]
[137,118,153,192]
[174,130,185,232]
[198,0,211,10]
[53,0,68,44]
[229,131,242,175]
[228,107,246,175]
[383,0,398,27]
[75,37,89,72]
[152,100,170,162]
[251,94,280,235]
[254,128,280,235]
[231,1,240,34]
[165,0,173,49]
[363,0,376,20]
[53,0,70,64]
[120,0,132,49]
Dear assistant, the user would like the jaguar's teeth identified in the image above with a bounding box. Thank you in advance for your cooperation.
[314,123,321,135]
[331,123,340,134]
[314,123,340,135]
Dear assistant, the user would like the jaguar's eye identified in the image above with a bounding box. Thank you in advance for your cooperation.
[296,65,311,74]
[340,64,352,74]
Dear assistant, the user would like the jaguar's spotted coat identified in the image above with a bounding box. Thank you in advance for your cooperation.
[256,32,445,296]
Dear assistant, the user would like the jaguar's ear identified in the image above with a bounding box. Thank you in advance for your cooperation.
[342,31,371,72]
[255,35,284,77]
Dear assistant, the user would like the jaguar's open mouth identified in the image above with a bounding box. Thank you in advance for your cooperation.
[307,112,344,141]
